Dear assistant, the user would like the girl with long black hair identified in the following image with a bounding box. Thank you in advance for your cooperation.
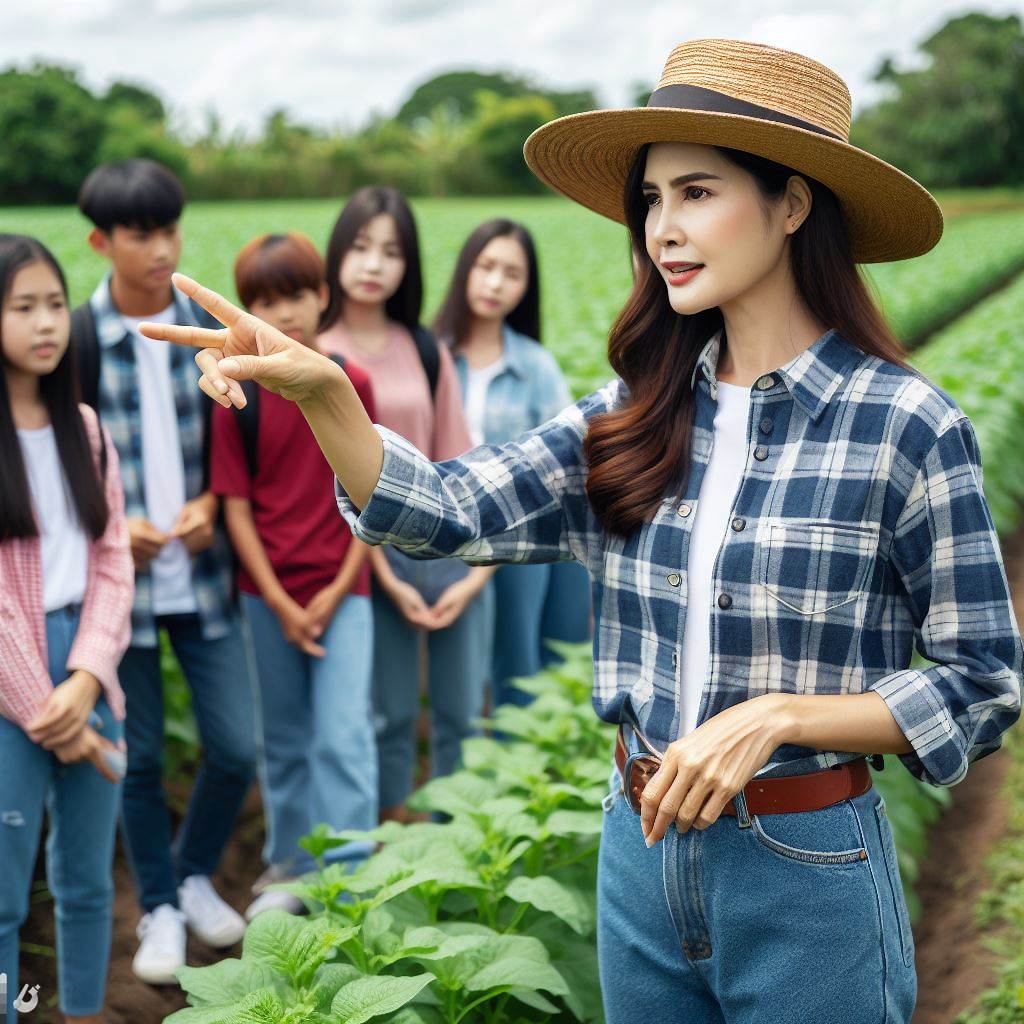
[317,187,495,822]
[433,218,591,707]
[0,234,133,1022]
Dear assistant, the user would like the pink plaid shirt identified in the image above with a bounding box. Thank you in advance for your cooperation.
[0,404,133,729]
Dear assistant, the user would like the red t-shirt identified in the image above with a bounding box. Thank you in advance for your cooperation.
[210,363,375,605]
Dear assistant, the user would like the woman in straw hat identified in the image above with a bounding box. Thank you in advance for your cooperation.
[139,38,1022,1022]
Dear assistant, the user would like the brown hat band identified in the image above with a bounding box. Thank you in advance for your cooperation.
[646,84,845,143]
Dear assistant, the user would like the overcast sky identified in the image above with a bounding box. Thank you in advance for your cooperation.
[4,0,1023,135]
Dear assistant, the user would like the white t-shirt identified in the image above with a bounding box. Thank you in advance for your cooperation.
[679,380,752,738]
[463,357,506,447]
[17,424,89,612]
[123,303,198,615]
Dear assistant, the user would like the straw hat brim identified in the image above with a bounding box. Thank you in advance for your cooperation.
[523,107,943,264]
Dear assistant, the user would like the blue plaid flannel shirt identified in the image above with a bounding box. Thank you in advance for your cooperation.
[336,328,1023,787]
[90,274,234,649]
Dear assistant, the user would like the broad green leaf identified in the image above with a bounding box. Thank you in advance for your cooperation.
[406,772,500,816]
[504,875,594,935]
[312,963,364,1012]
[330,973,434,1023]
[242,910,354,985]
[545,809,603,836]
[175,958,280,1007]
[466,953,569,996]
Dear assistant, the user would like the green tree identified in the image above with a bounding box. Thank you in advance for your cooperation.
[104,80,166,123]
[0,62,106,203]
[852,13,1024,187]
[466,91,559,193]
[397,69,595,124]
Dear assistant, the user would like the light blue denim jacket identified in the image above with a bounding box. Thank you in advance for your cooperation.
[452,325,572,445]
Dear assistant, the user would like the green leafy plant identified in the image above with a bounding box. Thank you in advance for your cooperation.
[167,644,608,1024]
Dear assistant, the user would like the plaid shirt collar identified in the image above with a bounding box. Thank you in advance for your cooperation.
[691,327,863,422]
[92,273,198,348]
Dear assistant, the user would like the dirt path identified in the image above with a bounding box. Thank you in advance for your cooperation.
[910,526,1024,1023]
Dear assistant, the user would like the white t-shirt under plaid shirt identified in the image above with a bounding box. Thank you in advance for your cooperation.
[680,380,751,738]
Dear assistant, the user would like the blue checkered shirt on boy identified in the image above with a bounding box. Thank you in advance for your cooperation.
[88,274,234,649]
[336,327,1023,787]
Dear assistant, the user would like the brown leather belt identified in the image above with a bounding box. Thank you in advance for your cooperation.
[614,726,871,816]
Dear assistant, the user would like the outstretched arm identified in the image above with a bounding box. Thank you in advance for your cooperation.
[139,273,384,511]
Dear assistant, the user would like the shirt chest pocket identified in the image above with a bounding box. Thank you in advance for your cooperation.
[759,519,880,616]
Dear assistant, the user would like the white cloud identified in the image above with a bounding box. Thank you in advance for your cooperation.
[1,0,1021,132]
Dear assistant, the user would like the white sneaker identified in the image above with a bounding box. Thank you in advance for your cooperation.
[178,875,247,948]
[245,887,305,920]
[132,904,187,985]
[245,864,304,921]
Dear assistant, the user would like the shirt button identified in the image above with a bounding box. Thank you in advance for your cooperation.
[717,593,733,609]
[754,446,769,461]
[731,517,746,532]
[677,503,692,518]
[756,374,775,391]
[759,417,773,434]
[668,572,681,587]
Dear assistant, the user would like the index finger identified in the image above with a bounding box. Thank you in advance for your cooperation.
[172,272,246,329]
[139,322,226,350]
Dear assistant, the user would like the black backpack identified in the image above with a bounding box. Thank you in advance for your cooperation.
[409,324,441,400]
[233,354,347,479]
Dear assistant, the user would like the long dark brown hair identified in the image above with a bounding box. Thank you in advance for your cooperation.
[320,186,424,333]
[584,144,912,537]
[0,234,109,542]
[433,219,541,345]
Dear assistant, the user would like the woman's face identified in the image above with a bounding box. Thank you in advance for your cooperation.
[339,213,407,307]
[1,260,70,377]
[465,235,529,323]
[641,141,807,316]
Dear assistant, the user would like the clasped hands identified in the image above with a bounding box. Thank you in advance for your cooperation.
[24,670,124,783]
[128,492,217,571]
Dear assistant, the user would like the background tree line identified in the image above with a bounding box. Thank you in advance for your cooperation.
[1,11,1021,205]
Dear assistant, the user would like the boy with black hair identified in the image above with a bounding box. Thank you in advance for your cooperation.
[74,158,256,985]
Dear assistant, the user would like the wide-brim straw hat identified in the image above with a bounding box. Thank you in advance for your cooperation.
[523,38,943,263]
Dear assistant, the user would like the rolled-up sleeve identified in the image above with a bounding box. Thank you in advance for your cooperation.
[869,413,1023,787]
[335,380,621,568]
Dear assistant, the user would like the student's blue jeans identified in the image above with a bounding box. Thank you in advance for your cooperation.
[0,604,123,1017]
[597,750,917,1023]
[118,612,256,912]
[241,592,376,875]
[371,581,490,810]
[539,561,592,667]
[490,563,550,707]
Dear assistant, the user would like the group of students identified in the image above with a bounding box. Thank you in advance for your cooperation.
[0,157,591,1020]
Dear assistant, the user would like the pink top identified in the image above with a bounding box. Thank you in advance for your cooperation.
[0,404,134,729]
[318,321,472,460]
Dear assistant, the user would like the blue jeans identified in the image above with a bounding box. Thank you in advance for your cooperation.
[241,592,376,874]
[119,612,256,911]
[371,580,490,809]
[539,561,592,667]
[490,563,551,707]
[597,753,917,1023]
[0,605,123,1017]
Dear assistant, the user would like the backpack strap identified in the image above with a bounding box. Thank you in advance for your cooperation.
[411,325,440,400]
[232,354,347,480]
[70,302,107,479]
